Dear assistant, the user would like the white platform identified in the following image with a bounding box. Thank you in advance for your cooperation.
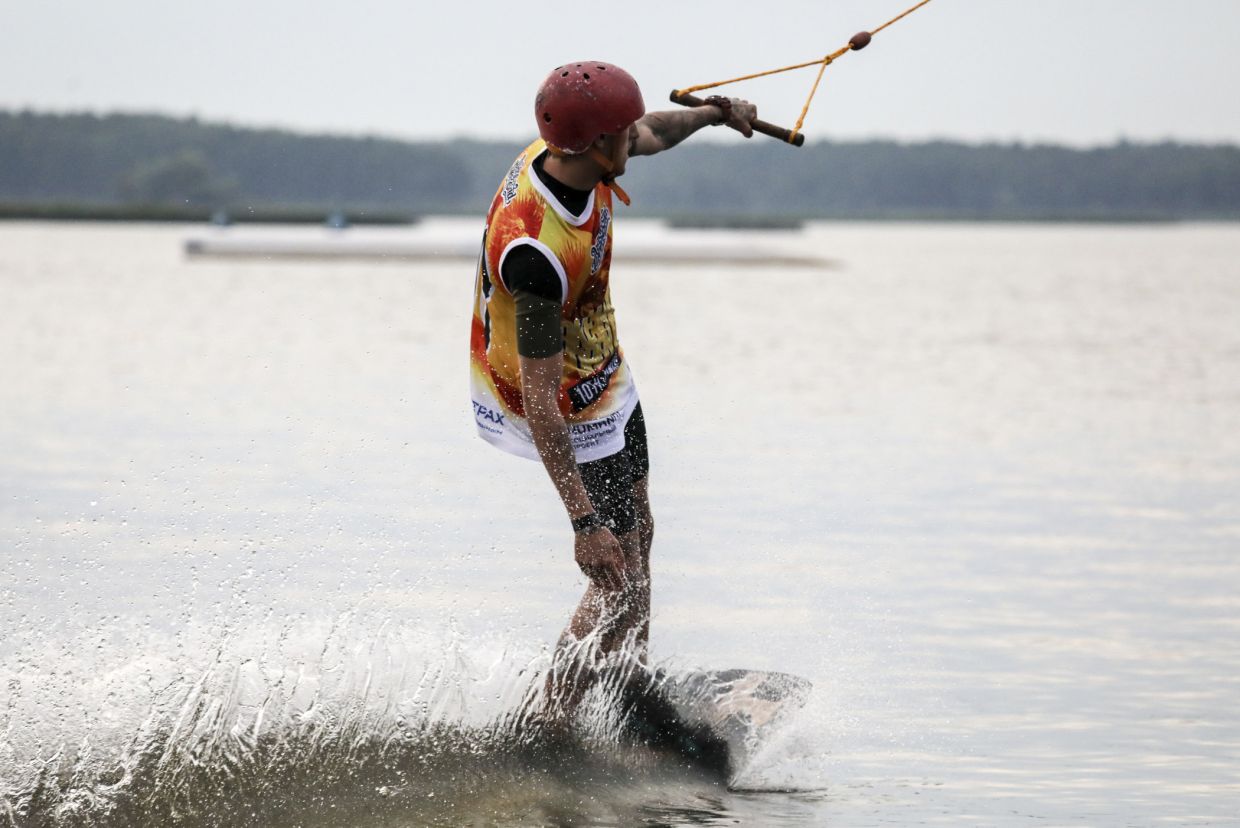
[183,218,829,267]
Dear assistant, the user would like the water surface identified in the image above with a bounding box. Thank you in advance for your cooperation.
[2,220,1239,826]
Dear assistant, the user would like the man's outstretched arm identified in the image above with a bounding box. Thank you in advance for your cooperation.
[629,98,758,157]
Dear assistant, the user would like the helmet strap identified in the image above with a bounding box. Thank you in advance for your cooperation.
[586,145,615,174]
[586,145,632,207]
[605,178,632,207]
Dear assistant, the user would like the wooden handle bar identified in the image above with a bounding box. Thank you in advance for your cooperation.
[669,91,806,147]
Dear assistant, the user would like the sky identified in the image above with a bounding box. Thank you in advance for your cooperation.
[3,0,1240,147]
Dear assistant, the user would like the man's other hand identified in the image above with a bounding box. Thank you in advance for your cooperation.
[575,527,625,591]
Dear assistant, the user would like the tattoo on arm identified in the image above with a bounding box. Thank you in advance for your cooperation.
[630,108,718,156]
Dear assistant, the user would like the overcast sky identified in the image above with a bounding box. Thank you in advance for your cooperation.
[4,0,1239,146]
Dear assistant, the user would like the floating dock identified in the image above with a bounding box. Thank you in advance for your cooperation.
[183,219,829,267]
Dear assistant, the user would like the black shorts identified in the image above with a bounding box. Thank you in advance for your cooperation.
[578,403,649,535]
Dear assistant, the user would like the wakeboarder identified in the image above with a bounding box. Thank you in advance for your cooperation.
[468,61,757,709]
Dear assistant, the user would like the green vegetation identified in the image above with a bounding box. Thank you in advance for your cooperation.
[0,202,415,224]
[3,109,1239,221]
[0,110,463,220]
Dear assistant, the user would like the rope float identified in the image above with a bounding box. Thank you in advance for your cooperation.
[670,0,934,147]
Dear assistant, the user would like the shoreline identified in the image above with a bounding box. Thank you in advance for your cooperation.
[0,202,1227,226]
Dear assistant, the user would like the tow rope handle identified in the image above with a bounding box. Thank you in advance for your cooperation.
[667,0,934,148]
[668,91,806,148]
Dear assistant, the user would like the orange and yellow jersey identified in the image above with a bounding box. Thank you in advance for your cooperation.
[470,138,639,463]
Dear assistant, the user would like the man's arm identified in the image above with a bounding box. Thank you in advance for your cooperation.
[520,352,595,520]
[519,351,625,588]
[504,255,591,519]
[629,98,758,157]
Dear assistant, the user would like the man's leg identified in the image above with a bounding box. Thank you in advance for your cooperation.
[631,475,654,654]
[564,525,644,650]
[545,414,650,712]
[576,404,652,658]
[621,403,654,655]
[545,525,642,714]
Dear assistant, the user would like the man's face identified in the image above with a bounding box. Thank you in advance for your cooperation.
[606,124,637,177]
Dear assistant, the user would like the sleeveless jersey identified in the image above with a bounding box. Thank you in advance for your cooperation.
[469,139,638,463]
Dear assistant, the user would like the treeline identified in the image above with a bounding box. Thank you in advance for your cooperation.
[3,109,1240,220]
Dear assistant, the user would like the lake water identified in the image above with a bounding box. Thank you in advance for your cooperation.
[2,220,1239,826]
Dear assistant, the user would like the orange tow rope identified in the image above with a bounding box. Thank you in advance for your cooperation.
[673,0,934,143]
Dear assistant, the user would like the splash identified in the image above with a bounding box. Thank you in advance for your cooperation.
[1,614,746,827]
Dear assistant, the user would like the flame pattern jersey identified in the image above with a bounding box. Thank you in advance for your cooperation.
[470,139,639,463]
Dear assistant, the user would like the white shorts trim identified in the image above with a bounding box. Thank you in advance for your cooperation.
[471,379,639,465]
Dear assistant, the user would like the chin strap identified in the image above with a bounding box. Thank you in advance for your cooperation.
[604,178,631,207]
[586,146,632,207]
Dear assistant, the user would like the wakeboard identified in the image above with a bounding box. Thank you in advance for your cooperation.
[616,667,812,785]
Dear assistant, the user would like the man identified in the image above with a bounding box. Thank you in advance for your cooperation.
[469,61,757,699]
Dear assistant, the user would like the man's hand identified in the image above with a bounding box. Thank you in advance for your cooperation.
[724,98,758,138]
[575,526,625,591]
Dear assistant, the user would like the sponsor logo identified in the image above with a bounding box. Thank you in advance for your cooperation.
[473,400,506,429]
[501,155,526,207]
[567,352,621,412]
[568,407,624,451]
[590,206,611,274]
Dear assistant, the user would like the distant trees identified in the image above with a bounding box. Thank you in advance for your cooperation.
[622,139,1240,219]
[119,149,238,205]
[0,110,472,212]
[3,109,1240,219]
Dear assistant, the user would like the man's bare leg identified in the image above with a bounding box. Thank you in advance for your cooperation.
[543,451,654,716]
[564,478,654,663]
[545,526,647,714]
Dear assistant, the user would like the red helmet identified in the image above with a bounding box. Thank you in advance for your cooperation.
[534,62,645,155]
